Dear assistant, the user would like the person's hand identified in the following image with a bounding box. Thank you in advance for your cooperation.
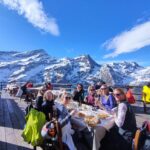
[95,100,104,110]
[95,98,99,106]
[113,112,117,118]
[70,109,77,116]
[84,97,87,103]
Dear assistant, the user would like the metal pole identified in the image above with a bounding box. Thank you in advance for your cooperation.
[0,82,2,91]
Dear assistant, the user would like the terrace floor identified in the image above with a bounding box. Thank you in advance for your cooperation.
[0,91,41,150]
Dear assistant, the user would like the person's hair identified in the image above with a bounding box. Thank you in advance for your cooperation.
[43,90,54,101]
[88,85,95,93]
[100,84,109,94]
[100,84,108,89]
[77,83,83,89]
[99,81,106,85]
[114,88,126,97]
[60,92,72,101]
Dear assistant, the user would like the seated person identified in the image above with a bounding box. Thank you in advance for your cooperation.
[21,82,34,101]
[84,85,96,106]
[45,82,53,90]
[101,88,137,150]
[95,84,116,110]
[55,92,77,150]
[35,88,45,111]
[73,83,84,103]
[95,81,106,90]
[41,90,56,121]
[26,82,33,88]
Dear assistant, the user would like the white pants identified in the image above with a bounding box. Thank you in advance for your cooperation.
[61,122,77,150]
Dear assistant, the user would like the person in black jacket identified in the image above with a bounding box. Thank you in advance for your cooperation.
[41,90,56,121]
[35,88,45,111]
[73,84,84,103]
[100,88,137,150]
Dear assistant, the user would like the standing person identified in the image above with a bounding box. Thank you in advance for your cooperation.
[101,88,137,150]
[21,82,29,95]
[21,82,31,102]
[142,82,150,103]
[142,82,150,113]
[126,86,135,104]
[73,84,84,103]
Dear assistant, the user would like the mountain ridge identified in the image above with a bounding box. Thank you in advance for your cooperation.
[0,49,149,86]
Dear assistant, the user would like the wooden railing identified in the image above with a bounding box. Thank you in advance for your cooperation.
[0,81,73,91]
[0,82,7,91]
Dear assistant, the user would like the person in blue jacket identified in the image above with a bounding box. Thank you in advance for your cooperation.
[95,84,116,110]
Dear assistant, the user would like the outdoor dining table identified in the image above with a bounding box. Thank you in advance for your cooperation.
[68,102,115,150]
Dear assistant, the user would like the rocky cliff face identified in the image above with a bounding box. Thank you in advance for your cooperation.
[0,49,149,85]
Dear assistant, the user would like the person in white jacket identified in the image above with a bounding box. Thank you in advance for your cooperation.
[56,92,77,150]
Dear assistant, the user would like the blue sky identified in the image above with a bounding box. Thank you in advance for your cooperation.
[0,0,150,66]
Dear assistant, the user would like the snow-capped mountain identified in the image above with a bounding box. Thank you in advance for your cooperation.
[0,49,149,86]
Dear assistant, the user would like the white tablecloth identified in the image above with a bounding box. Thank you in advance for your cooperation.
[72,109,115,150]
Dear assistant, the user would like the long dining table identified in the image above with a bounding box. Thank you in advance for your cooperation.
[65,101,115,150]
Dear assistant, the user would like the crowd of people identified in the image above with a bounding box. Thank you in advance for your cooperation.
[20,80,141,150]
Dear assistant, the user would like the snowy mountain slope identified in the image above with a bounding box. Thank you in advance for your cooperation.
[130,67,150,85]
[0,49,56,82]
[0,49,149,85]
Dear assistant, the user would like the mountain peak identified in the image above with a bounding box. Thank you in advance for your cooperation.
[74,54,99,66]
[12,49,48,57]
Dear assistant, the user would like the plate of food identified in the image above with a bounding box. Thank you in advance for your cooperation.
[81,104,92,110]
[77,111,86,118]
[97,113,110,119]
[84,116,101,127]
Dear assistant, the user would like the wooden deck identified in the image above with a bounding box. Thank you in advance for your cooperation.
[0,90,150,150]
[0,91,41,150]
[132,101,150,127]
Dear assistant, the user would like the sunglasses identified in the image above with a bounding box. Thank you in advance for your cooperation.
[77,86,82,88]
[90,89,95,91]
[113,93,122,97]
[65,97,71,100]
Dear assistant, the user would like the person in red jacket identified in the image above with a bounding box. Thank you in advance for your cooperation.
[45,82,53,90]
[26,82,33,88]
[126,86,136,104]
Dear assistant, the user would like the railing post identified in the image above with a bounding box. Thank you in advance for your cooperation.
[0,82,2,91]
